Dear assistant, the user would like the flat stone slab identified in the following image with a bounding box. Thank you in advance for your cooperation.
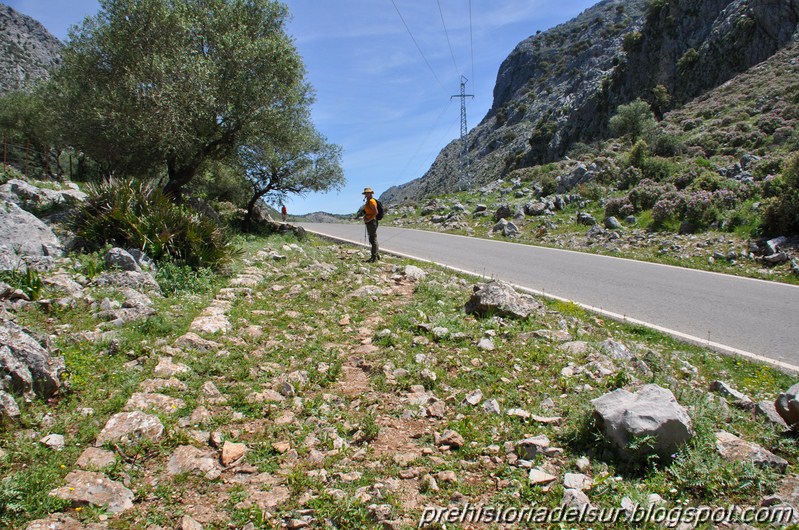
[124,392,185,414]
[221,441,248,466]
[715,431,788,473]
[174,332,221,352]
[76,447,117,470]
[564,472,593,491]
[251,485,291,511]
[24,513,108,530]
[49,470,134,514]
[189,315,231,335]
[95,411,164,446]
[153,356,190,377]
[168,445,222,480]
[139,377,187,392]
[529,468,557,486]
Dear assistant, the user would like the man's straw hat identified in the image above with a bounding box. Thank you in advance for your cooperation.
[362,187,374,195]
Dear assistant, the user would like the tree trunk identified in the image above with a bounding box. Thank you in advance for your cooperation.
[244,188,270,229]
[163,160,197,202]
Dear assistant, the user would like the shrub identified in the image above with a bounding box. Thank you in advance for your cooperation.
[0,166,25,185]
[752,158,782,179]
[623,31,643,52]
[762,194,799,235]
[618,167,643,190]
[761,176,786,198]
[649,133,684,157]
[610,99,656,142]
[566,142,596,159]
[605,196,635,218]
[783,152,799,189]
[68,178,240,270]
[652,192,684,225]
[537,173,558,197]
[628,139,648,168]
[576,182,605,202]
[0,267,43,300]
[652,189,733,231]
[677,48,700,72]
[687,172,724,192]
[639,156,677,181]
[156,262,216,296]
[628,179,676,211]
[761,153,799,235]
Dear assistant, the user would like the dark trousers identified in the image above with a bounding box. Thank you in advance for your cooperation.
[366,220,379,259]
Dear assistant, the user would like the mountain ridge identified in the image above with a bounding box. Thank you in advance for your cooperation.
[0,3,63,95]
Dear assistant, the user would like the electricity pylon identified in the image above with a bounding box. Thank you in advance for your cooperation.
[451,75,474,191]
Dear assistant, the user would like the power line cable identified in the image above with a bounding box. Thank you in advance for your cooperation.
[469,0,475,88]
[391,99,454,186]
[437,0,460,78]
[412,118,460,180]
[389,0,449,94]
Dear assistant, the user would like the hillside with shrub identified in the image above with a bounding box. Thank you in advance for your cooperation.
[381,0,799,239]
[380,40,799,283]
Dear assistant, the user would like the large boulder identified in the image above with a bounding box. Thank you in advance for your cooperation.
[0,200,62,270]
[775,383,799,428]
[494,204,513,221]
[464,280,542,319]
[105,248,141,272]
[592,384,694,459]
[0,319,65,401]
[557,164,594,193]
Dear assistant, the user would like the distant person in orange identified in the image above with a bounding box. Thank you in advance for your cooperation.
[362,187,380,262]
[281,204,287,222]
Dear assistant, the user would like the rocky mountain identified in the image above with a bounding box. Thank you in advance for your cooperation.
[0,3,63,95]
[382,0,799,206]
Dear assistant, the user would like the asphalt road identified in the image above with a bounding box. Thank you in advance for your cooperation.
[298,222,799,371]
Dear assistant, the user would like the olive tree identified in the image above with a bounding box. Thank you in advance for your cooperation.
[609,98,656,143]
[0,89,65,176]
[240,105,344,227]
[51,0,307,199]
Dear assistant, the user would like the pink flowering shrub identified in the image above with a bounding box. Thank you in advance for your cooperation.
[652,189,739,230]
[628,179,677,211]
[605,196,635,218]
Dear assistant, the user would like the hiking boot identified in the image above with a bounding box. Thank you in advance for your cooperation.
[365,257,376,263]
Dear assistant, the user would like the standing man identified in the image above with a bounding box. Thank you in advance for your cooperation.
[281,204,287,222]
[362,187,380,262]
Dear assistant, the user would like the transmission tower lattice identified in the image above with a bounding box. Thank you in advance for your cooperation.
[451,75,474,190]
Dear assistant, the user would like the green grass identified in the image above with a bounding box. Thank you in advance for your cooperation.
[1,231,796,529]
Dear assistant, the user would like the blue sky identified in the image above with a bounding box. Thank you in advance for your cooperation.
[6,0,597,214]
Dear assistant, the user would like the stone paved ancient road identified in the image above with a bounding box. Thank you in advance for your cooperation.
[298,222,799,371]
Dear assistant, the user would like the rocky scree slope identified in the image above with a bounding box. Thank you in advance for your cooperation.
[382,0,799,206]
[0,3,63,95]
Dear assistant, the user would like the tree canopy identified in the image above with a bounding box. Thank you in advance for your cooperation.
[240,105,344,226]
[51,0,310,199]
